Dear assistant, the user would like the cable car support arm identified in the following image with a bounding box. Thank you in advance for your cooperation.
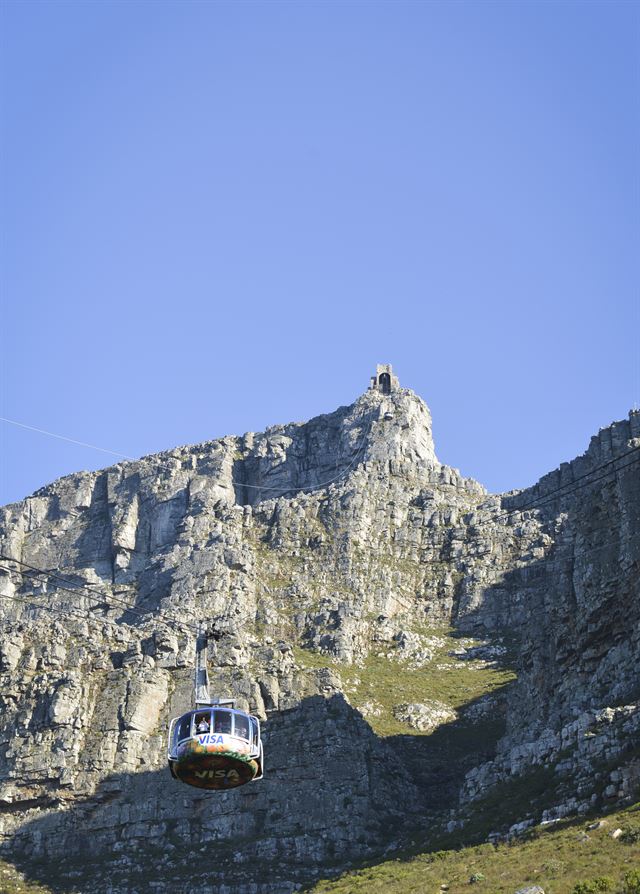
[194,622,235,709]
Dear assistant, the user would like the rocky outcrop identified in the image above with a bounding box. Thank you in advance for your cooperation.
[0,382,638,891]
[460,412,640,822]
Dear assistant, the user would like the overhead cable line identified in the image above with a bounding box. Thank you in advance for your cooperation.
[0,556,161,621]
[1,448,637,618]
[0,417,134,460]
[0,556,199,635]
[452,530,640,579]
[443,451,640,538]
[0,421,637,635]
[0,411,376,502]
[497,454,640,522]
[1,531,638,631]
[0,534,640,633]
[0,589,139,632]
[5,408,635,516]
[481,444,640,527]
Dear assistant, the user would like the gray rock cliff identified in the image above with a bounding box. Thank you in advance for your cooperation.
[0,376,638,892]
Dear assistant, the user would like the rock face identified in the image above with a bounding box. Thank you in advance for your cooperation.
[0,379,638,892]
[392,700,457,732]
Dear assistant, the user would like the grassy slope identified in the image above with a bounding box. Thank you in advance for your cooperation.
[3,807,638,894]
[0,859,54,893]
[297,629,640,892]
[294,626,516,738]
[308,803,640,894]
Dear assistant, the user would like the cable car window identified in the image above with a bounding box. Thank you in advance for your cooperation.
[250,716,259,747]
[233,713,249,740]
[213,710,232,734]
[177,715,192,742]
[194,712,211,733]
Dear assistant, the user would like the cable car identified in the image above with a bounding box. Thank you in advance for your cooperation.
[168,702,263,790]
[167,625,264,790]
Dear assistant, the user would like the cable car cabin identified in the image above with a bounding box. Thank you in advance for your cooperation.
[168,706,263,790]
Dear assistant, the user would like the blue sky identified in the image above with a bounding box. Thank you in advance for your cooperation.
[1,0,638,505]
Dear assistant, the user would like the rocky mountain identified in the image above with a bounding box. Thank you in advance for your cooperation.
[0,368,638,893]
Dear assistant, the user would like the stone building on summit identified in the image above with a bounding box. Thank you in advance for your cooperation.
[370,363,399,394]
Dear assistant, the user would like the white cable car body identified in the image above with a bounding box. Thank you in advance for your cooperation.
[167,627,264,791]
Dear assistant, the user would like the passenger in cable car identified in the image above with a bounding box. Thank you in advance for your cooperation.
[196,713,210,733]
[234,713,249,739]
[213,710,232,734]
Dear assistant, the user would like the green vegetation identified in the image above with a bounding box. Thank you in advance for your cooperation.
[620,827,640,844]
[341,654,513,739]
[294,627,516,738]
[572,878,614,893]
[0,860,53,893]
[622,869,640,894]
[307,802,640,894]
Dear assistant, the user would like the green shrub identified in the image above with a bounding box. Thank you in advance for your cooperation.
[623,868,640,894]
[469,873,485,884]
[572,879,613,894]
[620,826,640,844]
[542,858,565,876]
